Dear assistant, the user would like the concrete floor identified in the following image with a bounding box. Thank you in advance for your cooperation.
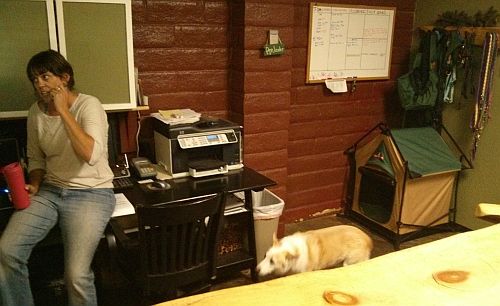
[88,215,461,306]
[210,214,461,292]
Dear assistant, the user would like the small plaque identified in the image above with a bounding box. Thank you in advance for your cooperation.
[263,43,285,56]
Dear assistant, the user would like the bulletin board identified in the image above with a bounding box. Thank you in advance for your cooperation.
[307,3,396,83]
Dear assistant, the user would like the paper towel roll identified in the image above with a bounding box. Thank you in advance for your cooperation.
[3,162,30,210]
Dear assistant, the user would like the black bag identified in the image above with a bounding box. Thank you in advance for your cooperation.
[398,31,439,110]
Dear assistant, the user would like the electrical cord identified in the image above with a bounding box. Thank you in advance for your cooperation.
[136,110,141,158]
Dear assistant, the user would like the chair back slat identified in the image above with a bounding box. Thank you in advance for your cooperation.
[185,222,196,267]
[178,223,187,270]
[135,192,226,301]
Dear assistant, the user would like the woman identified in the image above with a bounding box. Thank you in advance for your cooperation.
[0,49,116,305]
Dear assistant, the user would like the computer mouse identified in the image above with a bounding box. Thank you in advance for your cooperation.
[151,180,168,189]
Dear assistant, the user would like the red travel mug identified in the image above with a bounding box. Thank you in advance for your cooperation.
[3,162,30,210]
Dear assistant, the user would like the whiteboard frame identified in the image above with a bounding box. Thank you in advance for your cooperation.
[306,3,396,83]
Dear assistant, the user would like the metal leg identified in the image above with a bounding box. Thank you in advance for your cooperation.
[244,189,259,282]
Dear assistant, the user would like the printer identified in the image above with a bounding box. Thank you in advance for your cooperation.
[153,117,243,178]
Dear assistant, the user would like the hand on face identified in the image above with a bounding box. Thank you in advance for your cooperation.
[34,72,71,113]
[50,84,70,113]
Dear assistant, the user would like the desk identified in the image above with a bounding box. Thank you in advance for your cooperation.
[114,167,276,281]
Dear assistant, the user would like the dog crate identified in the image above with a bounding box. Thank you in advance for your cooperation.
[345,122,471,249]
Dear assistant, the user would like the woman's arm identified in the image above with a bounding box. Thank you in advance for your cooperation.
[58,108,95,163]
[52,87,95,163]
[26,168,45,197]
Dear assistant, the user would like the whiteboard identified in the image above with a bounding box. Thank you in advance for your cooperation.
[307,3,396,83]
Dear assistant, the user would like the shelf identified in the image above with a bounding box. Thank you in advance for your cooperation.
[217,249,254,275]
[106,105,149,113]
[224,210,250,223]
[420,26,500,47]
[134,105,150,111]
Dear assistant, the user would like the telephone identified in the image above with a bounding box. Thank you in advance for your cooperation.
[131,157,157,179]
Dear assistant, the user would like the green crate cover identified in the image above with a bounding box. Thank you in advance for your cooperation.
[365,141,395,177]
[390,127,462,177]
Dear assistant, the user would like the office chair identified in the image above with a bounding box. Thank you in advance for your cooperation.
[105,192,227,304]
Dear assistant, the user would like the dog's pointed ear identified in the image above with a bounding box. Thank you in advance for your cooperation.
[273,232,279,246]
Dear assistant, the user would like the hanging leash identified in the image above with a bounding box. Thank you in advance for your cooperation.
[459,32,476,106]
[471,31,498,161]
[441,31,463,104]
[484,32,498,121]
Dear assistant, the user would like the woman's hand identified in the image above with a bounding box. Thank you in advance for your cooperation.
[50,85,71,115]
[25,184,39,198]
[7,184,37,203]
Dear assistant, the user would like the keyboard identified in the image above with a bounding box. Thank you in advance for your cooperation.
[113,177,134,190]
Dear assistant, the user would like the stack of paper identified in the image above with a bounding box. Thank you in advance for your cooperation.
[112,193,135,217]
[151,109,201,125]
[224,193,247,216]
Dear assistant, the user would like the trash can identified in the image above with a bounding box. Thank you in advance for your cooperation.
[251,189,284,263]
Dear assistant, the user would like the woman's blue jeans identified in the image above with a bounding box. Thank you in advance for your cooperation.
[0,183,116,306]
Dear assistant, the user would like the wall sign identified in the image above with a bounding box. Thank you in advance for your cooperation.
[263,29,285,56]
[264,43,285,56]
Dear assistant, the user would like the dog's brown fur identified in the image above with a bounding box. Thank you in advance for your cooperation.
[256,225,373,277]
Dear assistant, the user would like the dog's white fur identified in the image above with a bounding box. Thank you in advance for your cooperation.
[256,225,373,277]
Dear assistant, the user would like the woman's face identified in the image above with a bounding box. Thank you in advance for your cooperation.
[32,71,66,102]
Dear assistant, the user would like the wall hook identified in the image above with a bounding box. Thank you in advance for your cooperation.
[351,77,357,93]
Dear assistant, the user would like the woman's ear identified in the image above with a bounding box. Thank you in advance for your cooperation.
[62,73,70,86]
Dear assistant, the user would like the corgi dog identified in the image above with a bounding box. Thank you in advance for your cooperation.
[256,225,373,277]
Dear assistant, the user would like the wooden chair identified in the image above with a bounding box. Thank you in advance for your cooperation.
[105,192,226,305]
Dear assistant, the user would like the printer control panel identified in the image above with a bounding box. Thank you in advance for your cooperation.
[178,130,238,149]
